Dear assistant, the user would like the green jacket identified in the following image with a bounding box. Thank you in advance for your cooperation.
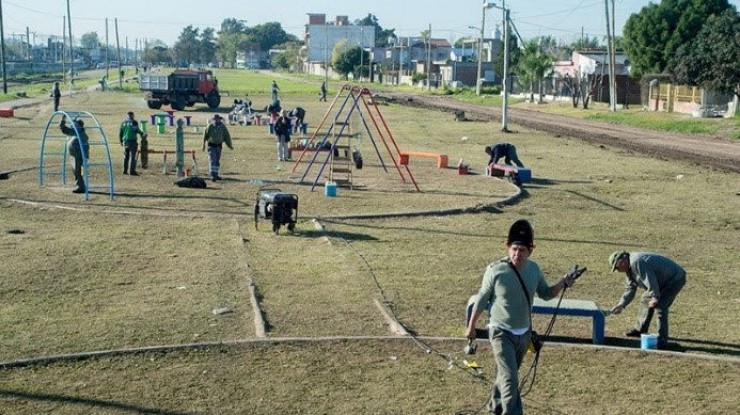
[119,119,143,143]
[203,122,233,149]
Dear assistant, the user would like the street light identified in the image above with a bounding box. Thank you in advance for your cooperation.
[489,0,511,132]
[476,1,495,96]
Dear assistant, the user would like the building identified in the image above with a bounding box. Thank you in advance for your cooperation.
[303,14,376,78]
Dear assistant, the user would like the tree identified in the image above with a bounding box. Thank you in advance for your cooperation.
[272,42,302,71]
[333,45,366,80]
[622,0,734,78]
[355,14,394,46]
[199,28,217,65]
[80,32,100,50]
[216,18,248,68]
[672,9,740,99]
[143,45,173,66]
[516,38,554,103]
[173,25,200,67]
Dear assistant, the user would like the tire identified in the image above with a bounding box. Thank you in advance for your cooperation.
[171,95,187,111]
[147,100,162,110]
[206,92,221,109]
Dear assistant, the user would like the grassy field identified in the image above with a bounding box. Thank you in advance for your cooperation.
[0,70,738,414]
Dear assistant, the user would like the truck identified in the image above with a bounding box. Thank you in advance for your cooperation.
[139,69,221,111]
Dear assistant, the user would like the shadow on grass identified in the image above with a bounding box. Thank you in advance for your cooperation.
[0,389,209,415]
[296,229,379,242]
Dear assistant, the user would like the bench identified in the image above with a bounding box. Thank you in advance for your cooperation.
[487,163,532,184]
[398,151,449,169]
[466,296,606,344]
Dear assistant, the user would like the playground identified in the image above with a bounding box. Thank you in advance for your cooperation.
[0,78,738,414]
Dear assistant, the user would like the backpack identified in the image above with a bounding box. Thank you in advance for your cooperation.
[175,176,207,189]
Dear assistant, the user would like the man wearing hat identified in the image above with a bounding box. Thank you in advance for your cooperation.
[119,111,147,175]
[609,251,686,349]
[465,219,576,415]
[202,114,233,181]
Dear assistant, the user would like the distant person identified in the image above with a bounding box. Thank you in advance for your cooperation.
[202,114,233,182]
[59,118,90,194]
[273,109,292,161]
[51,82,61,112]
[270,80,280,102]
[485,143,524,168]
[320,81,327,102]
[119,111,147,175]
[290,107,306,131]
[608,251,686,350]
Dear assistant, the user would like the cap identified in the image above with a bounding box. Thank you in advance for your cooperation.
[127,111,134,116]
[507,219,534,248]
[213,114,223,120]
[609,251,628,271]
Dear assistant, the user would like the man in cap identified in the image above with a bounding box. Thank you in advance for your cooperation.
[465,219,577,415]
[202,114,233,181]
[609,251,686,349]
[119,111,147,175]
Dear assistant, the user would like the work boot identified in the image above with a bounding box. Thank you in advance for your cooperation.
[625,328,644,338]
[72,188,85,194]
[130,171,139,176]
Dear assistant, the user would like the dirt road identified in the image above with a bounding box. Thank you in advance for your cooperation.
[380,92,739,173]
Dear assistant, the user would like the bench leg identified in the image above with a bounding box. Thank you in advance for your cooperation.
[593,314,605,344]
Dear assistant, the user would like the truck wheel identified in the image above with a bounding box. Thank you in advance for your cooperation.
[206,92,221,109]
[147,100,162,110]
[171,95,187,111]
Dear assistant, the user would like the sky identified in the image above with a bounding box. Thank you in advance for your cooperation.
[4,0,740,47]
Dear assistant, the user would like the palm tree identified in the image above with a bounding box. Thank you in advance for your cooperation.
[516,38,553,103]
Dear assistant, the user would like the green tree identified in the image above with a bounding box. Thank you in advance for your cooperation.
[516,38,554,103]
[143,45,173,66]
[672,9,740,98]
[199,28,217,65]
[492,36,520,84]
[271,41,302,71]
[622,0,734,78]
[173,25,200,66]
[251,22,298,51]
[355,14,394,46]
[217,18,248,68]
[333,45,366,80]
[80,32,100,50]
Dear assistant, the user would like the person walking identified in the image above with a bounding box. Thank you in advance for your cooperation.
[465,219,576,415]
[59,118,90,193]
[270,80,280,103]
[608,251,687,350]
[202,114,233,182]
[485,143,525,168]
[273,110,292,161]
[320,81,327,102]
[51,82,61,112]
[119,111,147,175]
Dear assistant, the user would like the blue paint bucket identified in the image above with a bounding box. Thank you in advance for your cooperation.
[641,334,658,350]
[324,181,337,197]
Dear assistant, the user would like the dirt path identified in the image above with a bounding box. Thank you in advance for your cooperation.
[379,92,740,173]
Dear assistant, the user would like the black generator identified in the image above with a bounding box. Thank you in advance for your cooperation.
[254,188,298,234]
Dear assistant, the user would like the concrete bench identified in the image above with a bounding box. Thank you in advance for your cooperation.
[398,151,449,169]
[487,163,532,183]
[466,296,606,344]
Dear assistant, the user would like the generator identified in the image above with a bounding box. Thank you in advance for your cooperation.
[254,188,298,234]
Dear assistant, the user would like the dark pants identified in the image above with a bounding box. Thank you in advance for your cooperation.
[208,145,223,177]
[634,273,686,345]
[68,144,88,191]
[54,98,60,112]
[123,140,138,174]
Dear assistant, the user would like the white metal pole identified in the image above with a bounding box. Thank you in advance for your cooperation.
[475,4,486,96]
[501,3,510,132]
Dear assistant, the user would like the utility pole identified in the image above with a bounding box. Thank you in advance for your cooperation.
[115,18,122,89]
[66,0,74,84]
[426,23,432,91]
[62,16,66,84]
[105,18,109,80]
[0,0,7,94]
[501,3,511,132]
[604,0,616,111]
